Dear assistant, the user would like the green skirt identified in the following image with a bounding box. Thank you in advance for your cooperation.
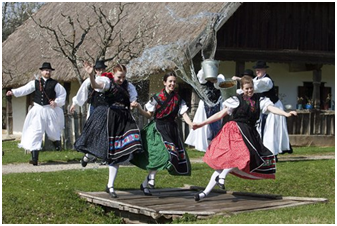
[130,120,191,176]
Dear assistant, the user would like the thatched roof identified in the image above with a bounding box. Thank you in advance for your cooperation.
[2,2,241,89]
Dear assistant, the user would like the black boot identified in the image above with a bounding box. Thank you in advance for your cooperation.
[29,150,39,166]
[53,141,61,151]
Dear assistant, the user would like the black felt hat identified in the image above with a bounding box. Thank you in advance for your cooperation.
[39,62,55,70]
[252,61,269,69]
[241,69,255,78]
[94,60,107,69]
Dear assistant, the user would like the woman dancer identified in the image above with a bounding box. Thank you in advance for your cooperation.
[74,62,142,198]
[131,71,193,196]
[192,75,297,201]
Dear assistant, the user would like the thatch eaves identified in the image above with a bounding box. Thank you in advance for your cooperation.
[2,2,241,89]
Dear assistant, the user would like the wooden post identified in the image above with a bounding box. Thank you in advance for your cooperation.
[235,61,245,75]
[62,82,73,150]
[5,89,13,136]
[235,61,245,88]
[312,66,322,109]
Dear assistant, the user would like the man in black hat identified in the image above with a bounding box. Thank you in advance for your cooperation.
[6,62,66,165]
[252,60,293,158]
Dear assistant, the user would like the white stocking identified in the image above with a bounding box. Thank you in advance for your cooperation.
[83,153,95,162]
[142,170,157,188]
[218,168,234,185]
[200,170,222,198]
[107,165,119,192]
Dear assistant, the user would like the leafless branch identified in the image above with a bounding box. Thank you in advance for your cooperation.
[30,12,95,84]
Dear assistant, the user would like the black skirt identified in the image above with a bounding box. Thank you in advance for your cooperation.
[74,105,142,164]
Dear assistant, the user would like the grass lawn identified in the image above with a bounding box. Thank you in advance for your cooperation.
[2,141,335,224]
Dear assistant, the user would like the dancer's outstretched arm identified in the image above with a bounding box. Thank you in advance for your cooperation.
[193,107,228,130]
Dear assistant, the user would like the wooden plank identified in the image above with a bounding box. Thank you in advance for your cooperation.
[281,196,328,202]
[220,200,299,212]
[78,191,158,215]
[78,187,328,222]
[232,191,282,199]
[232,201,315,214]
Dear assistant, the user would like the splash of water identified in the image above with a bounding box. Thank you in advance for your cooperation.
[127,42,218,107]
[127,7,232,107]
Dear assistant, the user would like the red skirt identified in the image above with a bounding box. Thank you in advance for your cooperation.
[203,121,275,180]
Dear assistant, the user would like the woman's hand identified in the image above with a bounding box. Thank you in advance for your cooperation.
[192,122,202,130]
[286,111,298,117]
[70,104,76,114]
[49,100,57,108]
[130,101,141,109]
[232,76,241,81]
[83,61,94,75]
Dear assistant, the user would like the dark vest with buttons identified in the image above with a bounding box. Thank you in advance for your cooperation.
[90,79,130,108]
[260,74,279,104]
[87,86,96,105]
[33,78,58,105]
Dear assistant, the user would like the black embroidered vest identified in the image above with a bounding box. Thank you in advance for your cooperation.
[91,79,130,108]
[33,78,57,105]
[261,74,279,104]
[231,94,261,127]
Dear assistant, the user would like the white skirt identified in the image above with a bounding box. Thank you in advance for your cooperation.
[19,103,65,151]
[185,100,210,152]
[257,100,291,155]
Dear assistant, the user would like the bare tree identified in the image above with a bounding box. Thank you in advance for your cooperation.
[30,2,158,85]
[31,11,96,84]
[2,2,44,42]
[90,3,158,67]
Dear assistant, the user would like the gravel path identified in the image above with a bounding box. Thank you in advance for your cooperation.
[2,162,110,174]
[2,155,334,175]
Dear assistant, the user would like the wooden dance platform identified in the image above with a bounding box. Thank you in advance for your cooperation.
[78,185,327,223]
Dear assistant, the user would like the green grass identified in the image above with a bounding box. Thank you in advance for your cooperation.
[2,141,83,164]
[286,146,335,156]
[3,140,333,165]
[2,141,335,224]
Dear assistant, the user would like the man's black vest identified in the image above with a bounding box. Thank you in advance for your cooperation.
[260,74,279,104]
[33,78,58,105]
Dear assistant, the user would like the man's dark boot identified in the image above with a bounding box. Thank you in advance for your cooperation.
[53,141,61,151]
[29,150,39,166]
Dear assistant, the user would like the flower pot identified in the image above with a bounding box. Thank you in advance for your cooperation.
[305,104,313,109]
[296,104,303,110]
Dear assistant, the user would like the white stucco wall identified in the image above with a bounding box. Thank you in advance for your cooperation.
[219,61,335,109]
[6,61,335,135]
[11,96,28,135]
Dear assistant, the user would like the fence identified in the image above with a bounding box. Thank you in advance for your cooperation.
[286,110,335,135]
[61,108,335,150]
[7,107,335,150]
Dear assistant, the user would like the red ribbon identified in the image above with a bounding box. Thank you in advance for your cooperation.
[101,72,114,79]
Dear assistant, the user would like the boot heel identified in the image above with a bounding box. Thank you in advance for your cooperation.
[30,150,39,166]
